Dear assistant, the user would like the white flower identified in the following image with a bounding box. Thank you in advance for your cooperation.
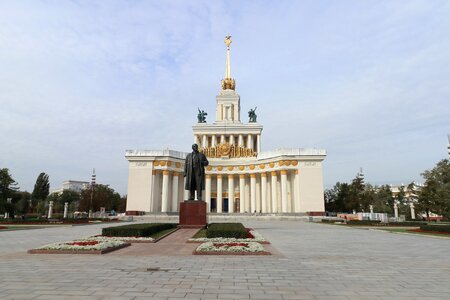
[195,242,266,253]
[189,230,266,243]
[85,236,154,242]
[38,240,126,251]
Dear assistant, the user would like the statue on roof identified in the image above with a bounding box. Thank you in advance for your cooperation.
[248,107,257,123]
[197,108,207,123]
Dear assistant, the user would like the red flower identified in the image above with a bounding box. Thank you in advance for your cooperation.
[66,241,99,246]
[214,242,249,248]
[246,228,254,239]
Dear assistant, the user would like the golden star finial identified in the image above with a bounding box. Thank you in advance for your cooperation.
[224,35,232,49]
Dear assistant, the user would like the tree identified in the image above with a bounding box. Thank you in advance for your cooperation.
[79,184,121,212]
[117,195,127,213]
[417,159,450,220]
[347,172,365,212]
[0,168,19,214]
[31,173,50,209]
[324,182,350,212]
[372,185,393,214]
[15,191,31,214]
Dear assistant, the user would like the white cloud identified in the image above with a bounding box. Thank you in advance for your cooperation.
[0,0,449,193]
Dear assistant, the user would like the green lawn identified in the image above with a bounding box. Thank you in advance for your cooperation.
[377,228,450,238]
[192,228,207,238]
[149,227,179,240]
[0,225,54,231]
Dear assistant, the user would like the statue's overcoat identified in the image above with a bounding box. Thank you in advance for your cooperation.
[184,151,209,190]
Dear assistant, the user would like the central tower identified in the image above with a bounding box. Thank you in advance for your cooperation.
[217,35,240,123]
[193,35,263,158]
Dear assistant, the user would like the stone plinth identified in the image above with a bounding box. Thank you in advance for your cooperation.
[179,201,207,228]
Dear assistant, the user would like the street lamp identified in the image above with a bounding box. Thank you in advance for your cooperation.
[89,168,96,218]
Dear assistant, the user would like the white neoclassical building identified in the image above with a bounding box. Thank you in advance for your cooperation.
[125,36,326,215]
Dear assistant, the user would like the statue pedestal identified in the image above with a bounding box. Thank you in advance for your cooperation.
[179,200,207,228]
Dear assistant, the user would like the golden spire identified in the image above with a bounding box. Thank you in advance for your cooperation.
[225,35,232,79]
[221,35,236,90]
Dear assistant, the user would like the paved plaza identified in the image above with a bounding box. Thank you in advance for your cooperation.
[0,221,449,300]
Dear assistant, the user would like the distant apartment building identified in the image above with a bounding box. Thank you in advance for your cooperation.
[390,183,423,200]
[51,180,90,194]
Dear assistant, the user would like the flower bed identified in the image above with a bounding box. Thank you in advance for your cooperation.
[28,238,130,254]
[87,235,155,243]
[188,228,269,244]
[193,241,271,255]
[0,226,7,230]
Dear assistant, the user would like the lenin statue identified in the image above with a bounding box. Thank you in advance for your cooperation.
[184,144,209,201]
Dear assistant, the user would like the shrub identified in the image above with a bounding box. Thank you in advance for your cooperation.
[102,223,177,237]
[387,222,427,226]
[321,219,344,223]
[419,225,450,233]
[206,223,247,238]
[346,220,381,225]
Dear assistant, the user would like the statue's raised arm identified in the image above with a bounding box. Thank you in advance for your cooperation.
[197,108,207,123]
[248,107,257,123]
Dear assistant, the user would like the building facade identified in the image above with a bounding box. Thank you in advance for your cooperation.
[125,36,326,214]
[51,180,90,195]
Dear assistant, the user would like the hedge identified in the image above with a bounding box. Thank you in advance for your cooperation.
[102,223,177,237]
[321,219,345,223]
[419,225,450,233]
[346,220,381,225]
[387,222,427,226]
[206,223,247,238]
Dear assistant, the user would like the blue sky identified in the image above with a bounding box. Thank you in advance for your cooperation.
[1,0,449,195]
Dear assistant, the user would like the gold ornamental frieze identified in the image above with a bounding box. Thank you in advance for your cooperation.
[201,142,256,158]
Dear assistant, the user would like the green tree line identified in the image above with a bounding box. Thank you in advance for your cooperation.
[0,168,126,218]
[325,159,450,220]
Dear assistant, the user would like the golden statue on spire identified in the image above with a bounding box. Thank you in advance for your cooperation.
[225,35,232,49]
[221,34,236,90]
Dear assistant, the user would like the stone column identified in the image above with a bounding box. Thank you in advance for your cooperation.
[238,134,244,147]
[220,135,225,144]
[370,205,374,213]
[410,203,416,220]
[212,135,217,147]
[261,173,267,213]
[271,171,278,213]
[257,134,261,153]
[161,170,170,212]
[205,174,211,213]
[250,174,256,213]
[230,135,235,146]
[63,202,69,219]
[194,134,198,144]
[239,174,245,213]
[247,134,253,149]
[217,175,223,213]
[281,170,288,213]
[171,172,179,212]
[228,175,234,213]
[394,202,399,219]
[48,201,54,219]
[294,169,300,212]
[202,135,208,148]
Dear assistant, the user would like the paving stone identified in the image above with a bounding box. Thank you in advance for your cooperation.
[0,220,449,300]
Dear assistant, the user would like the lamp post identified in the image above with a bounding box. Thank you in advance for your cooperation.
[89,168,96,218]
